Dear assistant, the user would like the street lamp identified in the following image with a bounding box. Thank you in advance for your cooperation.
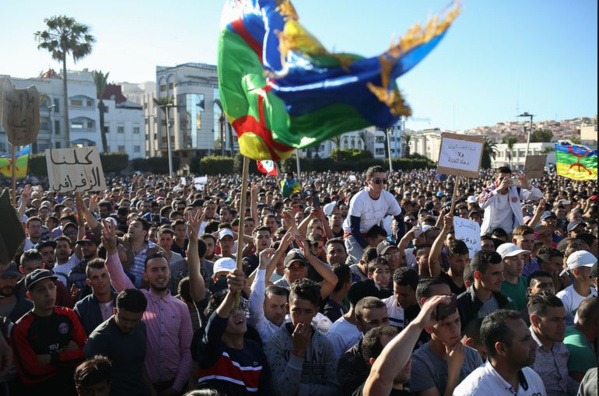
[160,103,177,178]
[517,112,534,157]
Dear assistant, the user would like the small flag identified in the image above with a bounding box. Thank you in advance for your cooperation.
[257,160,278,176]
[0,145,30,179]
[555,141,597,181]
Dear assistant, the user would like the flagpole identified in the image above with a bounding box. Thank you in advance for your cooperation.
[11,145,16,206]
[295,149,301,182]
[235,155,250,308]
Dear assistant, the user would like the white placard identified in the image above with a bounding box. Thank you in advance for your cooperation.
[348,175,357,182]
[180,177,187,185]
[194,176,208,185]
[453,217,481,258]
[437,133,484,178]
[46,147,107,192]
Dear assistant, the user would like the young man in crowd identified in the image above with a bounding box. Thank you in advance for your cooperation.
[497,242,530,311]
[528,293,579,395]
[453,309,545,395]
[266,278,339,395]
[383,267,420,331]
[84,288,152,396]
[563,296,598,383]
[12,269,87,395]
[457,251,509,330]
[556,250,597,325]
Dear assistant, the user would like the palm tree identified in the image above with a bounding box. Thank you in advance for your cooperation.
[330,135,342,161]
[358,130,368,151]
[482,137,498,169]
[91,70,109,153]
[35,16,95,148]
[403,132,413,157]
[503,135,519,168]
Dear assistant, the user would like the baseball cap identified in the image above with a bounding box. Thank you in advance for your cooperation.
[25,269,58,291]
[35,240,57,250]
[496,243,531,259]
[376,241,397,257]
[323,201,337,217]
[560,250,597,276]
[420,225,433,234]
[284,249,308,268]
[1,262,21,278]
[560,199,571,205]
[218,229,235,240]
[566,221,586,233]
[466,196,477,204]
[540,211,557,221]
[76,233,98,245]
[213,257,237,275]
[436,191,445,197]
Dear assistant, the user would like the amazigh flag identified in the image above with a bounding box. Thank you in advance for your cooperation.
[0,145,30,178]
[555,141,597,181]
[218,0,460,161]
[257,160,278,176]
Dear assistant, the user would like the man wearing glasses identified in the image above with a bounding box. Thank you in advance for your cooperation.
[343,166,405,264]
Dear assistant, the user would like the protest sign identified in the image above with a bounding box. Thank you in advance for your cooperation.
[46,147,107,192]
[453,216,481,258]
[437,133,484,178]
[1,78,40,146]
[194,176,208,191]
[524,155,547,179]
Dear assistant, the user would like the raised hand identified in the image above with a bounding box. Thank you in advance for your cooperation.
[101,219,118,255]
[292,323,312,358]
[258,248,276,270]
[227,269,245,293]
[187,208,204,238]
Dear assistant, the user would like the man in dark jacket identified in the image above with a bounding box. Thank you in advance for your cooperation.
[457,251,510,330]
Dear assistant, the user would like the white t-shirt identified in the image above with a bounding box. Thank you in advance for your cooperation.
[383,294,405,329]
[556,284,597,324]
[453,360,546,396]
[343,188,402,234]
[53,255,82,286]
[325,316,361,359]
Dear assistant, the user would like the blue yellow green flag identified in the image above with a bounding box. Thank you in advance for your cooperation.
[0,145,30,179]
[555,141,597,181]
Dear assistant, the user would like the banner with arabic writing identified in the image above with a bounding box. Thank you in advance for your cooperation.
[45,147,107,192]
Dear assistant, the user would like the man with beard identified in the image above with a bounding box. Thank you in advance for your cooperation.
[453,310,546,396]
[121,217,161,289]
[53,236,82,287]
[68,234,100,300]
[201,234,219,262]
[36,240,57,271]
[102,219,192,396]
[0,262,32,322]
[84,288,153,396]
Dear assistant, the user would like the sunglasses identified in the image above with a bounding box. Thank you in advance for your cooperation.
[372,178,388,185]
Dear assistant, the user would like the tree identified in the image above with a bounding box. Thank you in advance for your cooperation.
[330,135,342,161]
[481,137,498,169]
[91,70,109,153]
[35,16,95,148]
[402,132,413,157]
[529,128,553,143]
[503,135,519,167]
[358,130,368,150]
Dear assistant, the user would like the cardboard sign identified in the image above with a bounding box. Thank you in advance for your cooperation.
[524,155,547,179]
[437,133,484,178]
[46,147,107,192]
[194,176,208,191]
[1,78,40,146]
[453,217,481,258]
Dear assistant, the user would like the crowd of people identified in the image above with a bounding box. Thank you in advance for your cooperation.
[0,164,597,396]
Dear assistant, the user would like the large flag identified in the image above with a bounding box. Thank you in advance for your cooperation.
[0,145,30,179]
[555,141,597,181]
[218,0,460,160]
[257,160,278,176]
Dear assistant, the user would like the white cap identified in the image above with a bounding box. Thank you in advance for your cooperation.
[213,257,237,275]
[496,243,531,259]
[218,229,235,240]
[421,225,433,234]
[466,196,477,204]
[560,251,597,276]
[323,201,337,217]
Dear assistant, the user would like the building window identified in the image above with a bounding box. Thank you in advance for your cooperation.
[160,85,167,92]
[133,126,141,134]
[117,124,125,134]
[55,142,61,148]
[0,143,5,152]
[104,126,109,133]
[168,83,174,90]
[54,120,60,134]
[71,120,84,129]
[86,100,94,107]
[41,121,49,131]
[70,99,83,106]
[118,145,125,152]
[134,146,141,153]
[87,121,94,129]
[53,99,60,112]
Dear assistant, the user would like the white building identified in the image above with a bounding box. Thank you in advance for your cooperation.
[493,142,556,169]
[406,128,444,161]
[0,70,145,159]
[121,81,157,157]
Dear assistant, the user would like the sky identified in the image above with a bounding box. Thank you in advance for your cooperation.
[0,0,596,131]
